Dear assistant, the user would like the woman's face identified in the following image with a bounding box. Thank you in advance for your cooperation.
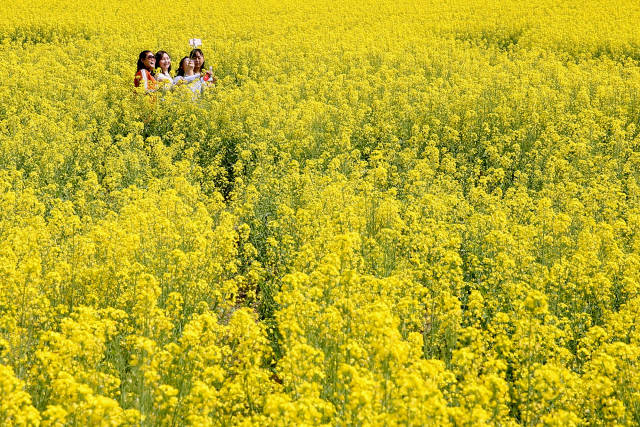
[184,58,195,73]
[191,51,204,71]
[158,53,170,73]
[142,52,155,70]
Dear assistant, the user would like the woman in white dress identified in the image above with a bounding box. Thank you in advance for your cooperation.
[173,57,202,94]
[154,50,173,90]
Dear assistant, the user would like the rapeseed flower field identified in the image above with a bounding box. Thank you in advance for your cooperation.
[2,0,640,425]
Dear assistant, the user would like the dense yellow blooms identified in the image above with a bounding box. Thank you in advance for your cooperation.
[2,0,640,424]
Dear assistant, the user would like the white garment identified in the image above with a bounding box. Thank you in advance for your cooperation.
[173,73,204,94]
[156,71,173,90]
[156,71,172,83]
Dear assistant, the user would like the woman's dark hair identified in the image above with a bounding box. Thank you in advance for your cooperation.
[189,48,205,72]
[155,51,171,73]
[176,56,189,77]
[136,50,155,75]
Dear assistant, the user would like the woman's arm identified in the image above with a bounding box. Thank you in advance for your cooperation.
[134,70,144,88]
[182,73,201,83]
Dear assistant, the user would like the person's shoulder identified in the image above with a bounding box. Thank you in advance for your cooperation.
[135,69,149,79]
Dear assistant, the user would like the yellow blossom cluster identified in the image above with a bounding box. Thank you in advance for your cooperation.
[2,0,640,425]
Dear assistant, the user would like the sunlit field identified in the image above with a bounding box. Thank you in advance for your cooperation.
[2,0,640,424]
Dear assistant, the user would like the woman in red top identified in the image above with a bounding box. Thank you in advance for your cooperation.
[134,50,157,93]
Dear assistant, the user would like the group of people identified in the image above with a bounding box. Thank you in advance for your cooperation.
[134,48,216,95]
